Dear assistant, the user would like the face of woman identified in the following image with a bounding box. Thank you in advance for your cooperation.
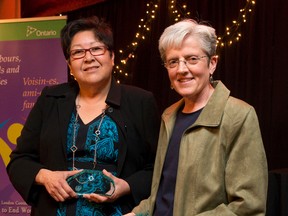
[68,30,114,88]
[165,36,217,101]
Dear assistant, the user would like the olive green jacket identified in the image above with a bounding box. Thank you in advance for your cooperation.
[133,81,268,216]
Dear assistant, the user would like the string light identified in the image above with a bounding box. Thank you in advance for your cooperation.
[217,0,256,48]
[169,0,191,22]
[113,1,160,83]
[168,0,255,48]
[114,0,256,83]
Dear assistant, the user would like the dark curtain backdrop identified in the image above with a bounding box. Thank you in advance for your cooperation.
[21,0,106,17]
[21,0,288,171]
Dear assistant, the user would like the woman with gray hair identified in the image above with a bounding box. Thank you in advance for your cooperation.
[125,19,268,216]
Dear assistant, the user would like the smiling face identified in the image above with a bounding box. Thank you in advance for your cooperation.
[165,35,217,102]
[68,30,114,89]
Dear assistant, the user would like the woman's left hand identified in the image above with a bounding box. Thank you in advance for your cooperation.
[83,169,130,203]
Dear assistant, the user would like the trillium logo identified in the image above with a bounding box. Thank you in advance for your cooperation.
[26,26,37,37]
[26,26,57,37]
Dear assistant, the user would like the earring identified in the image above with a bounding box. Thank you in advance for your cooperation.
[70,71,76,80]
[170,84,174,90]
[209,74,214,84]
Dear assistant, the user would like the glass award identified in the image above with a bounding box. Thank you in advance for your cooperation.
[67,170,115,197]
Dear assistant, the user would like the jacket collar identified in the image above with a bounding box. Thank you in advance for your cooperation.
[162,81,230,127]
[106,78,121,107]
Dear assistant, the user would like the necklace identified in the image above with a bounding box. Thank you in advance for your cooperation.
[70,100,107,170]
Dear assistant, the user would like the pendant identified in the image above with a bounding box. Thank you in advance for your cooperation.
[88,175,94,182]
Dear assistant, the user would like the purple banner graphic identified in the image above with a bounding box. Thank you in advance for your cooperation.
[0,17,67,215]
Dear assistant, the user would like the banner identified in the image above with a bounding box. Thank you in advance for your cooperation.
[0,16,67,215]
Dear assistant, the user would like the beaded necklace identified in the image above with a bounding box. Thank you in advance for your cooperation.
[70,101,107,170]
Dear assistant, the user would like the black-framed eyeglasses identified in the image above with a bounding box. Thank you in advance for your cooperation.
[164,55,208,69]
[69,46,107,60]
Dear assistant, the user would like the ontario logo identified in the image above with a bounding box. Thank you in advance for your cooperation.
[26,26,57,37]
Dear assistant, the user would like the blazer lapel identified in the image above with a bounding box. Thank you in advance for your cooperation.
[57,87,77,161]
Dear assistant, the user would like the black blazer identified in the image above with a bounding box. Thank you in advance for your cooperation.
[7,78,160,215]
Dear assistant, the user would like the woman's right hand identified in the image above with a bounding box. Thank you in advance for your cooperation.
[35,168,82,202]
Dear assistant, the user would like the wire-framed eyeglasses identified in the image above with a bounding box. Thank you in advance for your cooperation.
[164,55,208,69]
[69,46,107,60]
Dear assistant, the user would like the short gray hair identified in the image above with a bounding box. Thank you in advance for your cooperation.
[158,19,217,61]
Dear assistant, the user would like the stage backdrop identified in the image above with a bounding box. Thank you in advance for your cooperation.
[0,16,67,215]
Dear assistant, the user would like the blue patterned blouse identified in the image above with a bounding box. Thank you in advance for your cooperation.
[57,111,121,216]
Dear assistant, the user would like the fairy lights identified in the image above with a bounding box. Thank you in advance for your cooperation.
[114,0,256,83]
[113,1,159,83]
[169,0,190,22]
[217,0,256,48]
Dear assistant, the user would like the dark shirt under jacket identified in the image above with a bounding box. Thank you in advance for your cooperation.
[154,108,202,216]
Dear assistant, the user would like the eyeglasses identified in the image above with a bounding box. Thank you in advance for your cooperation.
[164,55,208,69]
[69,46,107,60]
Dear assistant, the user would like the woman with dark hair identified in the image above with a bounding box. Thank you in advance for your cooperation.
[7,16,160,216]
